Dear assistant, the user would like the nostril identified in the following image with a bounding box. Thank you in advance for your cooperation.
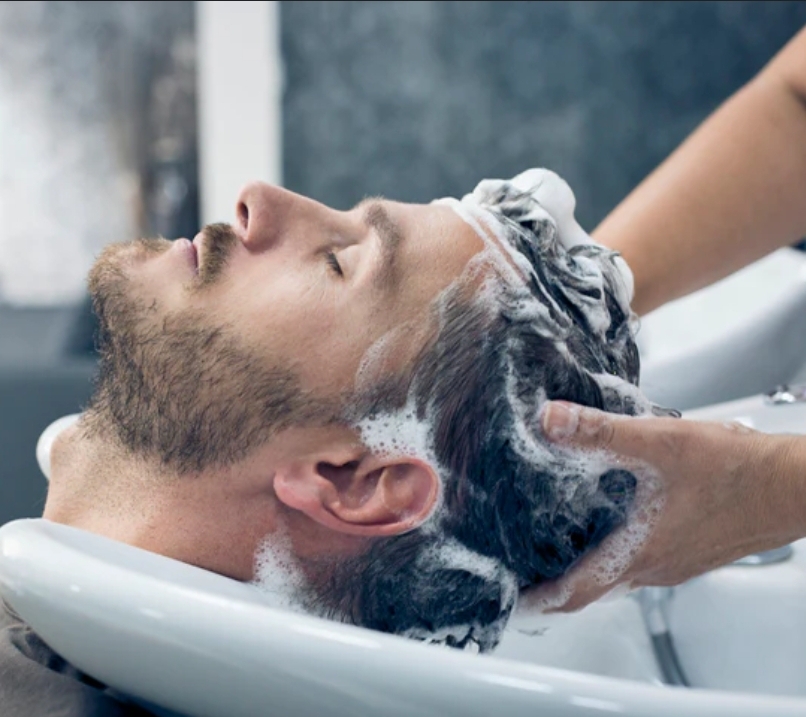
[236,201,249,231]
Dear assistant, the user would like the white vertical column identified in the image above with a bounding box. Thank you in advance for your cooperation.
[196,0,282,226]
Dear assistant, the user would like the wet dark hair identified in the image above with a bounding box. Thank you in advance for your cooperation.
[304,189,649,653]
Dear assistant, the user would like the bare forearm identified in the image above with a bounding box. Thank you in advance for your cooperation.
[773,433,806,546]
[593,28,806,315]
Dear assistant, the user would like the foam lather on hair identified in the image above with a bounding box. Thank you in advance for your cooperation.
[314,168,670,655]
[466,167,635,323]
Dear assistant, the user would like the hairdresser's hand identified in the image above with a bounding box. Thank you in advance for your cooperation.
[521,401,806,613]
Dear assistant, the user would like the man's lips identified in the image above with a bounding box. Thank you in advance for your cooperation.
[172,237,199,272]
[192,232,204,271]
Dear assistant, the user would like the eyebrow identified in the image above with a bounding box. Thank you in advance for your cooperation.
[357,198,403,292]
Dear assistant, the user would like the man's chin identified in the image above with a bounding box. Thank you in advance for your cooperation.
[100,237,172,263]
[88,238,172,293]
[116,237,174,262]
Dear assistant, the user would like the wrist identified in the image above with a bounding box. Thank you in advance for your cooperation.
[764,433,806,545]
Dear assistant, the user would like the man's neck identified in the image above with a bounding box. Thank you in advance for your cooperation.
[44,419,143,531]
[43,417,281,581]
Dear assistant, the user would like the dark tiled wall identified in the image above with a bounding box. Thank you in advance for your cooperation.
[282,1,806,229]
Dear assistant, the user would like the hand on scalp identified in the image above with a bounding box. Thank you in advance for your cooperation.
[520,400,806,614]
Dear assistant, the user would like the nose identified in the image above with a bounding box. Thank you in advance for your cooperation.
[234,181,294,251]
[234,181,330,252]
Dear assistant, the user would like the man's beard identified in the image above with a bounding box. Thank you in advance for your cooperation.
[83,226,327,474]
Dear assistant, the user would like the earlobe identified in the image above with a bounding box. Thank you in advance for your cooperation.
[273,456,440,537]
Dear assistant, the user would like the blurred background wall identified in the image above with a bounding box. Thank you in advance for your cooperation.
[0,0,198,306]
[0,0,197,523]
[1,0,805,524]
[282,0,806,226]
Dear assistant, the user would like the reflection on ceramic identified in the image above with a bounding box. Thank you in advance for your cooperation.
[685,392,806,437]
[499,597,663,685]
[2,518,806,717]
[639,249,806,410]
[668,539,806,696]
[35,413,80,482]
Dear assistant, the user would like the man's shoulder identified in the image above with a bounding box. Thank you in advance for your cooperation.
[0,598,155,717]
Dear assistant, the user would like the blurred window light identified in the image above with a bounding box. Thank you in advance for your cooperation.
[0,1,197,306]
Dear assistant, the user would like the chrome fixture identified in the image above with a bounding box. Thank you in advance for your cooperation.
[638,543,795,687]
[636,588,690,687]
[764,384,806,405]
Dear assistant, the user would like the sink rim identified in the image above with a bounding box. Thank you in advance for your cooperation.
[2,518,805,717]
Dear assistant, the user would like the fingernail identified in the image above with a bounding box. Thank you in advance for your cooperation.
[541,401,579,441]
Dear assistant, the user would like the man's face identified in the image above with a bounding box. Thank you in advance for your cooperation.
[87,182,484,471]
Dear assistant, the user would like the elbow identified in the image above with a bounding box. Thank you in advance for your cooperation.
[784,73,806,112]
[759,26,806,113]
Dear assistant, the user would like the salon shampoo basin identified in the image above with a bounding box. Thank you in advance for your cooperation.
[639,248,806,410]
[4,397,806,717]
[6,483,806,715]
[3,519,806,717]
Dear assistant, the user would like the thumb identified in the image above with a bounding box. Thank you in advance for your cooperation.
[540,400,627,452]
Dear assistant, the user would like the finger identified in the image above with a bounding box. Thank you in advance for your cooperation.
[519,567,620,614]
[520,529,637,614]
[552,582,617,613]
[540,400,670,458]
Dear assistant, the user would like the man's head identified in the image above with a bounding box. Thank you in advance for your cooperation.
[83,183,484,474]
[48,169,646,652]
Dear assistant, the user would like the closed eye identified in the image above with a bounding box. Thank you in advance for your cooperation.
[325,250,344,277]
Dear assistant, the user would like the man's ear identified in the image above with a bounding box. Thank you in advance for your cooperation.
[273,451,440,537]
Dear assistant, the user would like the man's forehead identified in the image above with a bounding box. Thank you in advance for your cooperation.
[377,197,488,270]
[432,196,530,285]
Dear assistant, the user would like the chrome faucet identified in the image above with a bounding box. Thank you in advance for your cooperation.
[764,383,806,405]
[637,544,794,687]
[636,587,689,687]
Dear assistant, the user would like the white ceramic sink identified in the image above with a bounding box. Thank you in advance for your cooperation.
[639,248,806,410]
[668,539,806,696]
[2,397,806,716]
[3,518,806,717]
